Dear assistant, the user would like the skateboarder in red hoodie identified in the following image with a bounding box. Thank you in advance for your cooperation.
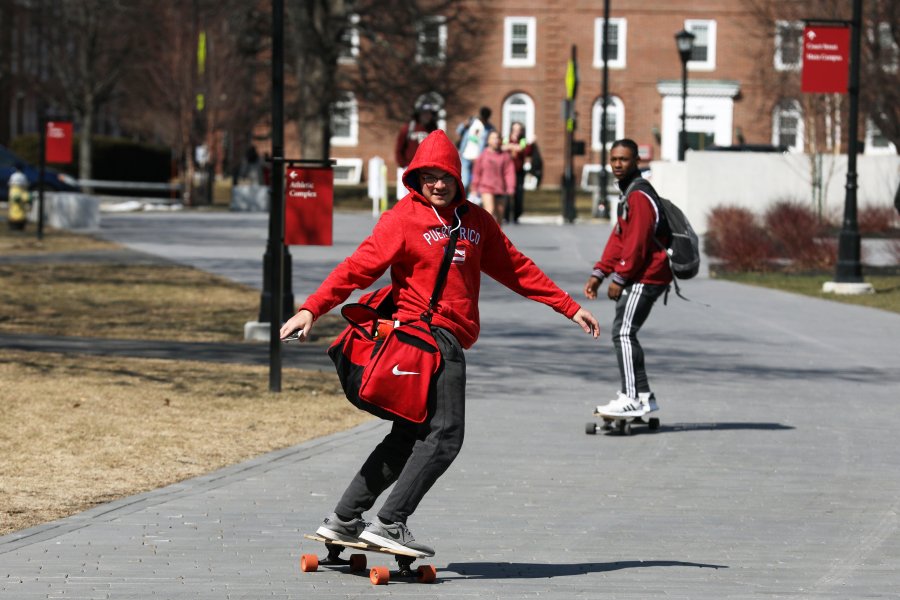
[281,130,599,557]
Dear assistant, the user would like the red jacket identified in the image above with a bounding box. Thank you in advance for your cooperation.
[471,148,516,196]
[593,178,672,286]
[301,130,581,348]
[394,120,436,168]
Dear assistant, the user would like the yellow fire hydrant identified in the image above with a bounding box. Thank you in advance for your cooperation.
[7,170,31,231]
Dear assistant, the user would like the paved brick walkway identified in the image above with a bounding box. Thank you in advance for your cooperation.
[2,212,899,598]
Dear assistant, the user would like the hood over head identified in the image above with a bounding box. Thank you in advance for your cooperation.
[402,130,465,204]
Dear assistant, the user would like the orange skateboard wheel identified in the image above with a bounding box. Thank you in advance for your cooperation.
[417,564,437,583]
[300,554,318,572]
[370,565,390,585]
[349,553,367,572]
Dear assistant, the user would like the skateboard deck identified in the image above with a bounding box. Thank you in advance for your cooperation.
[586,410,660,435]
[300,533,437,585]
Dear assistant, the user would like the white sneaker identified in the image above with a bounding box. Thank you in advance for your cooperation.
[595,392,645,417]
[639,392,659,413]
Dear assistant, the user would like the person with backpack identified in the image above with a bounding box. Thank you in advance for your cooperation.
[583,138,671,418]
[281,130,600,557]
[456,106,494,190]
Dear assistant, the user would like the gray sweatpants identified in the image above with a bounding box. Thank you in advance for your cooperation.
[612,282,667,398]
[334,326,466,524]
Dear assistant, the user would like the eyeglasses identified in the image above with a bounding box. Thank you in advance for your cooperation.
[420,173,456,187]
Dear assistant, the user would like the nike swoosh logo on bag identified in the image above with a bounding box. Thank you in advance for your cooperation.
[392,364,420,376]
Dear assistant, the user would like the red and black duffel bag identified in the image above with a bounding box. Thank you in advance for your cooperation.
[327,207,465,424]
[328,286,441,424]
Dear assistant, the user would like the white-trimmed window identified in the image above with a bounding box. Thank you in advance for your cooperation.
[865,119,897,155]
[338,14,360,64]
[332,158,363,185]
[593,18,626,69]
[504,16,536,67]
[774,20,803,71]
[416,15,447,65]
[501,93,535,142]
[685,19,716,71]
[330,92,358,147]
[591,96,624,151]
[772,99,804,152]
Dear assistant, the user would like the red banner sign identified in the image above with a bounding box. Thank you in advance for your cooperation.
[45,121,73,164]
[284,166,333,246]
[801,26,850,94]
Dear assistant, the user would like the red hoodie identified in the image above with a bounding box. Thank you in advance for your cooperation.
[300,130,581,348]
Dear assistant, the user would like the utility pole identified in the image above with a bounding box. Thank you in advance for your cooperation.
[597,0,611,218]
[562,45,578,223]
[264,0,288,392]
[833,0,863,284]
[822,0,871,294]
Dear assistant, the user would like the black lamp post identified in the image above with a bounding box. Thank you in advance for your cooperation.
[675,29,695,162]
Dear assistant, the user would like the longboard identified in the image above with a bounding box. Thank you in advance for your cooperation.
[586,411,660,436]
[300,533,437,585]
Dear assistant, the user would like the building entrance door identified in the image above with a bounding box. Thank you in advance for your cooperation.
[656,80,740,161]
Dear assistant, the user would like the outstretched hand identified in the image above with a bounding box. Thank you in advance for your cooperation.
[572,307,600,339]
[584,275,602,300]
[280,309,315,343]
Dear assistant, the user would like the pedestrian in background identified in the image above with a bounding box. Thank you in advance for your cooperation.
[395,100,439,170]
[456,106,494,191]
[471,129,515,225]
[502,121,533,224]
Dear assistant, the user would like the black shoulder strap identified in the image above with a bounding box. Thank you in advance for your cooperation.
[422,204,469,322]
[624,178,697,305]
[624,176,667,237]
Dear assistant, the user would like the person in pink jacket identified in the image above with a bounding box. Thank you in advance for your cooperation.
[471,129,516,225]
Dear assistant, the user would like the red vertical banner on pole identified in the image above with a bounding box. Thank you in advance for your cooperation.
[284,166,333,246]
[45,121,73,164]
[801,26,850,94]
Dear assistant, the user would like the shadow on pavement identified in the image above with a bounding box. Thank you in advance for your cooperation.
[586,421,794,437]
[662,422,794,433]
[443,559,728,579]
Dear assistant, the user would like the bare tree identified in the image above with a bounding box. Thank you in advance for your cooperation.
[749,0,899,153]
[282,0,487,160]
[116,1,269,201]
[863,0,899,150]
[39,0,140,182]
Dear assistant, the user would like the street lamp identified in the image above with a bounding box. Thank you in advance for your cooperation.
[674,29,695,162]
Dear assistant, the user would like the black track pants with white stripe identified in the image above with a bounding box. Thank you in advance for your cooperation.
[611,282,667,398]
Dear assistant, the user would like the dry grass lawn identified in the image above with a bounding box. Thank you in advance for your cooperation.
[0,223,120,255]
[0,350,368,536]
[0,223,364,536]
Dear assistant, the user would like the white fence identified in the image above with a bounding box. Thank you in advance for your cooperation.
[648,153,900,234]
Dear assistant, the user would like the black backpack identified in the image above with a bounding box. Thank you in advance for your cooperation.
[623,177,701,299]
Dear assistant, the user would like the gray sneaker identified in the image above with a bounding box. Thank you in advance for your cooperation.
[359,519,435,557]
[315,513,366,543]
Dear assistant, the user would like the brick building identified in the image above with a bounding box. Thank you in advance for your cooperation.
[321,0,896,190]
[3,1,894,192]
